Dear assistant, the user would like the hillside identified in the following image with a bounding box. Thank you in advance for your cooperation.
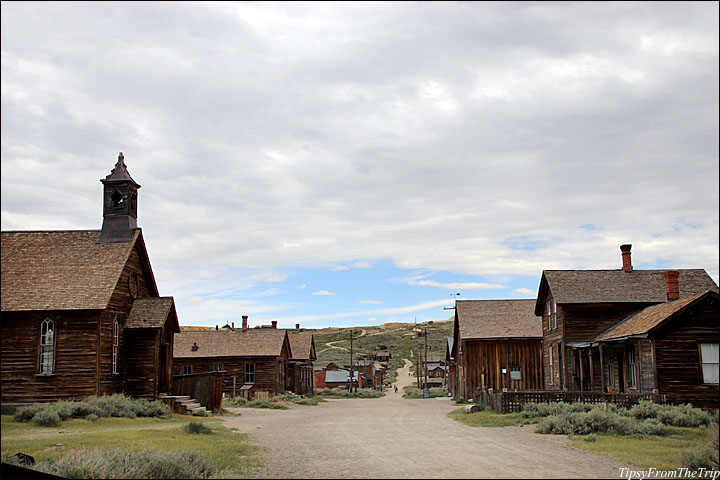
[299,317,454,384]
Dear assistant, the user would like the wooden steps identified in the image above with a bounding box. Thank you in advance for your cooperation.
[158,394,210,416]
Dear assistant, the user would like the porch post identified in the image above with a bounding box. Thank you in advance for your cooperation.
[579,348,585,391]
[599,344,606,393]
[588,347,594,391]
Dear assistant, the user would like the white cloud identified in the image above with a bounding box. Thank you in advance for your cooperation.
[408,280,506,290]
[312,291,339,296]
[251,272,288,283]
[359,300,384,304]
[512,288,537,297]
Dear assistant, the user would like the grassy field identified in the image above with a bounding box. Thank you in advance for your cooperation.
[447,408,715,470]
[567,426,715,471]
[1,413,262,478]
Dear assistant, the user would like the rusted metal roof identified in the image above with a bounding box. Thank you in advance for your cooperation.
[1,229,146,312]
[126,297,177,330]
[289,333,316,361]
[456,299,541,339]
[595,290,718,341]
[174,329,288,358]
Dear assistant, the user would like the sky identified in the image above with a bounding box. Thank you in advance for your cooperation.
[1,2,718,329]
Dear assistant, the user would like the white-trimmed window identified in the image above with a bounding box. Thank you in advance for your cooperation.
[548,345,554,385]
[112,318,119,374]
[552,302,557,330]
[700,344,719,384]
[214,363,224,372]
[546,301,552,331]
[39,318,55,374]
[627,344,637,388]
[183,365,192,375]
[245,363,255,384]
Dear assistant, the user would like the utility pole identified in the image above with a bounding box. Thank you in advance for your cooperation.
[349,329,354,392]
[424,327,429,393]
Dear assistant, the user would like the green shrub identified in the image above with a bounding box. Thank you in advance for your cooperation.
[32,409,61,427]
[86,414,99,422]
[630,400,661,420]
[37,448,216,479]
[222,397,247,407]
[680,445,719,470]
[14,404,43,422]
[636,418,666,436]
[582,433,597,442]
[245,399,288,409]
[184,422,212,434]
[453,396,469,404]
[536,415,574,435]
[657,404,711,427]
[295,397,318,405]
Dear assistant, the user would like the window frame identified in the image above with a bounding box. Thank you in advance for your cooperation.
[627,343,637,389]
[552,302,557,330]
[548,345,554,385]
[245,363,256,384]
[214,363,224,372]
[607,346,615,388]
[112,317,119,375]
[699,343,719,385]
[546,301,552,331]
[183,365,192,375]
[38,318,56,374]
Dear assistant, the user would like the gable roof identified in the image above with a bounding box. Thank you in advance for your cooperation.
[174,329,289,358]
[1,229,158,311]
[456,299,541,339]
[289,333,316,361]
[535,269,718,315]
[126,297,180,333]
[180,326,215,331]
[595,290,718,342]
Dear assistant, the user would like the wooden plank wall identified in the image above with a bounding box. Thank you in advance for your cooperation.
[172,355,285,397]
[122,330,158,398]
[462,339,544,395]
[653,295,719,409]
[1,311,101,402]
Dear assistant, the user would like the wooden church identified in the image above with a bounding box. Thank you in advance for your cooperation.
[1,153,180,405]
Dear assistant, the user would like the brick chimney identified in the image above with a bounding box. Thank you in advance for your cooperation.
[296,323,300,330]
[271,320,277,329]
[620,244,633,272]
[191,342,199,352]
[231,322,234,331]
[242,315,248,332]
[664,271,680,301]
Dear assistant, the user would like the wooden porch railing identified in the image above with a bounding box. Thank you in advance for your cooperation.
[171,371,224,413]
[475,388,666,413]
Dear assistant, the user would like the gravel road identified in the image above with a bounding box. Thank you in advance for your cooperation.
[223,360,629,479]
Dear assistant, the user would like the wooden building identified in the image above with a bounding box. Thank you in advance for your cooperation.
[423,358,446,388]
[173,317,292,399]
[288,333,316,395]
[452,299,543,399]
[1,153,180,404]
[536,244,718,409]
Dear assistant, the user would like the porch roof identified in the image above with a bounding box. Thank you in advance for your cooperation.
[595,290,717,341]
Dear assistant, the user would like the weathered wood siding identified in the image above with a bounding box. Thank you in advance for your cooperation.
[461,339,544,395]
[1,310,101,402]
[172,356,287,397]
[652,295,719,409]
[122,329,159,398]
[562,303,653,341]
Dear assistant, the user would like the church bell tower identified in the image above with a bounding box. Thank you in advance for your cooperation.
[98,152,141,243]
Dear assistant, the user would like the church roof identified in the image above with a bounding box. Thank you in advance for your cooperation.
[1,229,156,311]
[102,152,140,187]
[126,296,179,332]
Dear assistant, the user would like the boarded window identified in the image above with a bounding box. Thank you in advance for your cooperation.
[39,318,55,374]
[183,365,192,375]
[245,363,255,384]
[112,318,119,374]
[700,344,719,384]
[510,367,521,381]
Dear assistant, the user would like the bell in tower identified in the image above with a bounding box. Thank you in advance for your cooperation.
[98,152,142,244]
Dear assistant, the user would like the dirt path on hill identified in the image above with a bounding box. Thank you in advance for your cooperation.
[222,360,630,479]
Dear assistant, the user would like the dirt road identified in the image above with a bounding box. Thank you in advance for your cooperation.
[223,360,629,479]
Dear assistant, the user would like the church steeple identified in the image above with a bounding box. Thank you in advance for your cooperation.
[98,152,141,244]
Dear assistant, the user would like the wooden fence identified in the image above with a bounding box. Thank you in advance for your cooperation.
[171,371,224,413]
[474,388,666,413]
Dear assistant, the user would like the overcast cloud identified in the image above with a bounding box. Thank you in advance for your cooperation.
[2,2,718,327]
